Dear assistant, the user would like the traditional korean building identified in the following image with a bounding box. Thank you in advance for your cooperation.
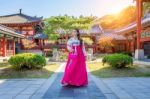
[115,13,150,56]
[90,0,150,56]
[98,32,130,53]
[0,9,48,51]
[0,24,24,58]
[56,33,98,51]
[91,24,130,53]
[53,24,129,54]
[45,31,98,54]
[134,0,150,59]
[92,15,150,55]
[114,0,150,58]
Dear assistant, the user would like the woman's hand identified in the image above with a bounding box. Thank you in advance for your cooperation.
[70,49,74,53]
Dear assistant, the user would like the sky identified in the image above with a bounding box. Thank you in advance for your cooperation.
[0,0,135,18]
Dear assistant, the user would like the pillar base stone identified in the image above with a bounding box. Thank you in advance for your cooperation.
[135,49,144,60]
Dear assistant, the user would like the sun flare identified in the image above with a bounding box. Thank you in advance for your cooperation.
[109,6,126,14]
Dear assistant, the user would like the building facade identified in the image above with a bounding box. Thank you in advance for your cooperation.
[0,10,48,57]
[116,14,150,56]
[0,9,47,51]
[0,25,24,57]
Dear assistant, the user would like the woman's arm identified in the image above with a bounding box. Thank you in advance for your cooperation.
[67,39,73,52]
[82,41,87,56]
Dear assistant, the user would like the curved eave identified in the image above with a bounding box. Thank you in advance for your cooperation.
[0,25,25,38]
[99,33,129,41]
[0,30,25,38]
[1,21,41,26]
[116,17,150,35]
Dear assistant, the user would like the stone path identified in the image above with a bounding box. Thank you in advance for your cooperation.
[0,79,47,99]
[134,59,150,66]
[43,73,106,99]
[102,78,150,99]
[1,63,150,99]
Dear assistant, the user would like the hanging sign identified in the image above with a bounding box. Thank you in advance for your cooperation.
[141,28,150,38]
[141,32,150,38]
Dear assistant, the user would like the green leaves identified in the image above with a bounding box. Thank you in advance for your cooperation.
[43,15,95,40]
[102,54,133,69]
[8,53,46,70]
[148,55,150,59]
[97,4,150,29]
[98,6,136,29]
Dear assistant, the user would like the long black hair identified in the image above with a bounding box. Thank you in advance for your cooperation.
[76,29,83,47]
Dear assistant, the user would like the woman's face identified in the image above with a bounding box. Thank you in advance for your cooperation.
[72,30,77,37]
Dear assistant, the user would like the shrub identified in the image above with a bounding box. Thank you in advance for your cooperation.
[117,51,133,57]
[8,53,46,70]
[148,55,150,59]
[59,52,68,61]
[121,52,133,57]
[102,54,133,68]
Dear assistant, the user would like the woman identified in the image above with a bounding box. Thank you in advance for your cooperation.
[61,29,88,86]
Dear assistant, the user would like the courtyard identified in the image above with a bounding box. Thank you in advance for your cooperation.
[0,0,150,99]
[0,63,150,99]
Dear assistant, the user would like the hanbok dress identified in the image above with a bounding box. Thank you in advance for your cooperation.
[61,37,88,86]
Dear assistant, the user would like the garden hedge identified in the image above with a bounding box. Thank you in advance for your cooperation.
[147,55,150,59]
[102,54,133,68]
[8,53,46,70]
[121,52,132,57]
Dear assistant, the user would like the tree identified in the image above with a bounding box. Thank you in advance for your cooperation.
[97,4,150,30]
[97,6,136,29]
[99,37,117,53]
[82,37,93,45]
[43,15,95,40]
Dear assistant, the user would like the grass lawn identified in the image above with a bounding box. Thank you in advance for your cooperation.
[0,62,11,68]
[0,62,60,79]
[87,62,150,78]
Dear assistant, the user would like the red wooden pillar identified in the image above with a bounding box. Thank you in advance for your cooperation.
[39,39,42,49]
[131,35,136,52]
[12,39,15,55]
[136,0,142,49]
[2,37,6,57]
[124,43,127,51]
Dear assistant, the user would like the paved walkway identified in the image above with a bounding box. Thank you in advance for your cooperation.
[43,73,106,99]
[134,59,150,66]
[0,79,47,99]
[91,73,150,99]
[1,63,150,99]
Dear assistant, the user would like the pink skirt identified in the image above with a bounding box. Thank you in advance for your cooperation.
[61,46,88,86]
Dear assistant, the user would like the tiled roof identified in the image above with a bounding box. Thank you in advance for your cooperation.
[90,24,104,34]
[0,13,42,24]
[0,24,24,38]
[115,15,150,34]
[90,23,127,41]
[99,33,127,41]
